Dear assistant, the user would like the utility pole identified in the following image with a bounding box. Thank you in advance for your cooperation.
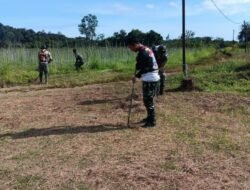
[182,0,187,78]
[180,0,194,91]
[233,29,235,44]
[244,20,247,53]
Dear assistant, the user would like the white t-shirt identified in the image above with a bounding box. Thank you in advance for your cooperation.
[141,70,160,82]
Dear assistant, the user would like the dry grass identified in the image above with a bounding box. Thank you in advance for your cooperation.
[0,81,249,190]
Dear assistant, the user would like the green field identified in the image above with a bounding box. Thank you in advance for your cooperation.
[0,46,216,87]
[0,46,249,95]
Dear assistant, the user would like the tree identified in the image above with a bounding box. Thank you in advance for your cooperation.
[78,14,98,40]
[113,29,127,46]
[144,30,163,46]
[238,21,250,42]
[213,37,225,48]
[185,30,195,39]
[166,34,170,41]
[126,29,147,45]
[179,30,195,40]
[126,29,163,46]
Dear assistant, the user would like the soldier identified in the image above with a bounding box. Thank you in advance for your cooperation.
[73,48,84,70]
[38,45,53,84]
[152,45,168,95]
[127,37,160,127]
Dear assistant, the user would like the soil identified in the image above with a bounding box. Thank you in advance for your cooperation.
[0,81,249,190]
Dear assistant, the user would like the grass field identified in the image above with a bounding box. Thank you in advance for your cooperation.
[0,47,249,189]
[0,46,216,87]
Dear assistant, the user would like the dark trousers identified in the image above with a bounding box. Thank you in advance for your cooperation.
[159,70,166,95]
[142,81,159,123]
[75,61,84,70]
[39,63,49,83]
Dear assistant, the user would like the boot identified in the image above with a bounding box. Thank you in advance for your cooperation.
[39,76,43,84]
[137,117,148,124]
[45,74,48,85]
[142,121,155,128]
[137,108,150,123]
[159,88,164,95]
[142,109,156,128]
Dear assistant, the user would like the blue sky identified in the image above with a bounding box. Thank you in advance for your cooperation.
[0,0,249,40]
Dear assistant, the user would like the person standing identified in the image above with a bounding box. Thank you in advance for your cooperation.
[152,45,168,95]
[73,48,84,71]
[127,37,160,127]
[38,45,53,84]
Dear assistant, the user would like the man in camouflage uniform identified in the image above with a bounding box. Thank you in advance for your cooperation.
[127,37,160,127]
[152,45,168,95]
[73,48,84,71]
[38,45,53,84]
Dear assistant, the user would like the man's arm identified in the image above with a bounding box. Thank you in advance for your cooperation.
[135,51,154,78]
[48,51,53,63]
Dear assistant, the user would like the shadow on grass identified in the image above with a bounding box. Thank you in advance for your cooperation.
[0,124,130,139]
[77,94,139,106]
[165,86,203,92]
[78,98,124,105]
[234,63,250,72]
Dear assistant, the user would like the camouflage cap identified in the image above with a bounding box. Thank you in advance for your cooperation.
[40,45,46,50]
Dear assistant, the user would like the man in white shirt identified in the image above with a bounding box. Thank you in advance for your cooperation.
[127,37,160,127]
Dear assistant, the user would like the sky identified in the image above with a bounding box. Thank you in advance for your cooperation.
[0,0,249,40]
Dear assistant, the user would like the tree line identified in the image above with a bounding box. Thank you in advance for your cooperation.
[0,23,86,48]
[0,15,249,49]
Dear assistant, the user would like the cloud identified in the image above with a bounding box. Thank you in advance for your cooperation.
[111,3,133,12]
[89,3,134,15]
[203,0,250,15]
[207,0,250,6]
[146,4,155,9]
[169,1,179,8]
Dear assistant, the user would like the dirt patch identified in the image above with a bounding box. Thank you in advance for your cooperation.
[0,82,249,189]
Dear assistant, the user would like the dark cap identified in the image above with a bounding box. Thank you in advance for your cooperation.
[40,45,46,49]
[126,36,140,46]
